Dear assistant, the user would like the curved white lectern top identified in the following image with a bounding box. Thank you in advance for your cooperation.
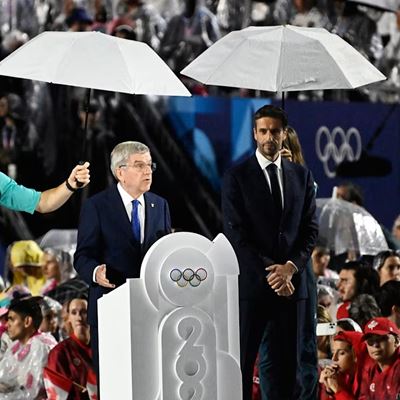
[98,232,242,400]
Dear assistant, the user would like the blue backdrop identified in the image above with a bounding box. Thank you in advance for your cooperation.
[166,97,400,229]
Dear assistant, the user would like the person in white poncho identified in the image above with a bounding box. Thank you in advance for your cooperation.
[0,297,56,399]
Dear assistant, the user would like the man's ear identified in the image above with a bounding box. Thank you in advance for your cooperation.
[24,315,33,329]
[115,167,123,182]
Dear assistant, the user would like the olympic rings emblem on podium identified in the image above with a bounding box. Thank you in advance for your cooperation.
[315,126,362,178]
[170,268,208,287]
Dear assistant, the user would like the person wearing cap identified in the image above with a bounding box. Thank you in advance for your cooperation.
[0,161,90,214]
[373,250,400,287]
[319,330,368,400]
[359,317,400,400]
[9,240,46,296]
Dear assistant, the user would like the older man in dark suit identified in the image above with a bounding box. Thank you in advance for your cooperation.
[74,141,171,382]
[222,105,318,400]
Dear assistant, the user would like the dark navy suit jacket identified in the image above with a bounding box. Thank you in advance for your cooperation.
[222,155,318,302]
[74,184,171,324]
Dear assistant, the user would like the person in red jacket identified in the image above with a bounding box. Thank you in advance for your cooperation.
[44,297,96,399]
[319,330,368,400]
[359,317,400,400]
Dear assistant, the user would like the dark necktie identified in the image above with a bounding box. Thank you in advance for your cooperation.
[266,163,283,218]
[131,199,141,243]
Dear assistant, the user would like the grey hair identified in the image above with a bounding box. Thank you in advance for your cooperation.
[110,141,150,179]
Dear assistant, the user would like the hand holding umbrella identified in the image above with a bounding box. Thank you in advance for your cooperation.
[0,31,191,184]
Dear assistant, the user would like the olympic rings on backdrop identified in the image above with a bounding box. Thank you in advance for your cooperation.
[315,126,362,178]
[170,268,208,288]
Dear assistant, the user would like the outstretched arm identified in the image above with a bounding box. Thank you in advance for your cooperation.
[36,162,90,213]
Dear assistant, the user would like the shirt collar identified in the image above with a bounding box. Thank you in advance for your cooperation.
[255,148,282,170]
[117,183,145,206]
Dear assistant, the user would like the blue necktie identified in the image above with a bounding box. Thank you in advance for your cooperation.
[131,199,141,243]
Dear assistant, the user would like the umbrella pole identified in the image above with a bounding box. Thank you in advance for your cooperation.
[76,88,91,187]
[281,91,285,110]
[81,87,91,159]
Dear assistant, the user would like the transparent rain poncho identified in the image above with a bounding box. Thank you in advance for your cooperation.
[0,332,56,399]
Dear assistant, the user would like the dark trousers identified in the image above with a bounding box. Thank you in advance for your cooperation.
[240,298,297,400]
[295,263,318,400]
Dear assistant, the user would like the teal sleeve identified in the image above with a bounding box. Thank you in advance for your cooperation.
[0,172,41,214]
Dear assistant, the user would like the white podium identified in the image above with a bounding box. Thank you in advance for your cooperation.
[98,232,242,400]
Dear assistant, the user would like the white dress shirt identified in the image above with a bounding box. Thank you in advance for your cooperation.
[255,149,284,209]
[117,183,145,244]
[254,149,298,273]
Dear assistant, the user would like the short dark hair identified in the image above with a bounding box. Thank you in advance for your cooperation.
[336,318,361,332]
[376,280,400,317]
[313,246,330,257]
[8,297,43,330]
[253,105,288,129]
[340,262,380,297]
[339,260,360,273]
[338,182,364,206]
[355,266,380,297]
[349,294,381,329]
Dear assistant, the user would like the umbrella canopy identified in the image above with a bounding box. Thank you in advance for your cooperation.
[0,31,191,97]
[39,229,78,252]
[181,25,386,92]
[348,0,399,12]
[316,197,388,256]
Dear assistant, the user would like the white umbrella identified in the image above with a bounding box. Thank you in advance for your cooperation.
[316,197,389,256]
[0,31,190,182]
[181,25,386,93]
[348,0,398,12]
[0,31,191,96]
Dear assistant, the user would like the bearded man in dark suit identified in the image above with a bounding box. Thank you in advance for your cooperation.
[222,105,318,400]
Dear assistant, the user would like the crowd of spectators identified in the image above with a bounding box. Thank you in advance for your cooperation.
[2,0,399,98]
[252,243,400,399]
[0,0,399,193]
[0,239,92,399]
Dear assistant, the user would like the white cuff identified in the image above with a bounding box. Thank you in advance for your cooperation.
[93,265,101,283]
[287,260,298,273]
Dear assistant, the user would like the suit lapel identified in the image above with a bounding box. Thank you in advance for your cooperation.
[281,159,295,222]
[107,185,135,241]
[143,192,156,250]
[247,156,274,203]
